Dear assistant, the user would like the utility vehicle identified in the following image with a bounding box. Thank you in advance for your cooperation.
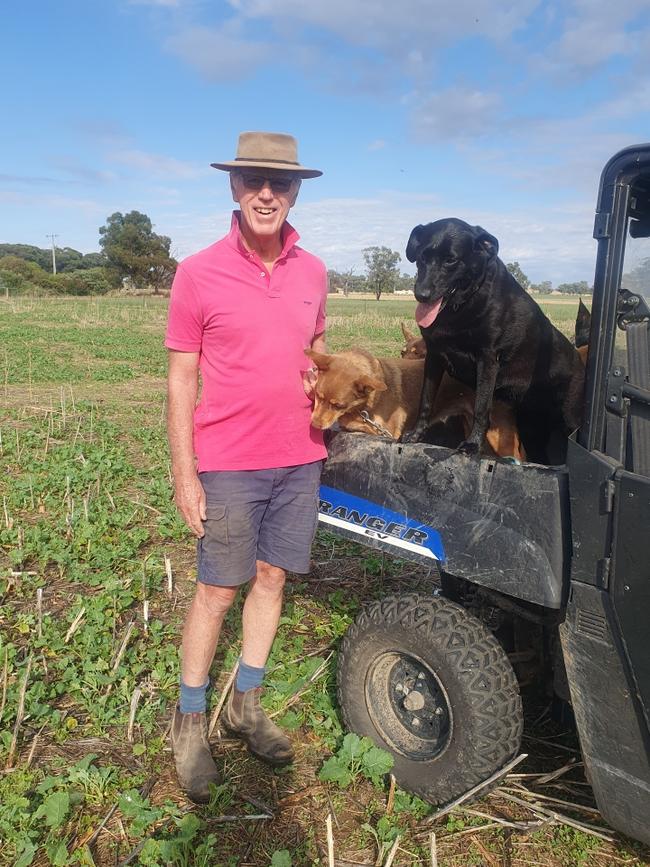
[319,144,650,845]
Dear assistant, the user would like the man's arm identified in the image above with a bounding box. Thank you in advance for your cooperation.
[167,349,206,537]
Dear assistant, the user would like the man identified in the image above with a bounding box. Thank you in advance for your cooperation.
[165,131,327,803]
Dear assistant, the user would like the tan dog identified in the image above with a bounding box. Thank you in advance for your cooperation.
[307,345,526,460]
[400,322,427,359]
[574,300,590,366]
[305,347,423,439]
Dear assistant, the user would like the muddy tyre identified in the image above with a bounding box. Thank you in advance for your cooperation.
[337,592,523,804]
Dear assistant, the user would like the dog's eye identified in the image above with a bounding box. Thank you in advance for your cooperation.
[444,256,458,266]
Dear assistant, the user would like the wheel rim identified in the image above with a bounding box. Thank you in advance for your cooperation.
[365,651,452,761]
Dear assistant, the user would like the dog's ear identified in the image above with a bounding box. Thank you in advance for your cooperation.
[473,226,499,259]
[406,224,427,262]
[354,374,387,397]
[305,348,332,370]
[575,299,591,348]
[400,322,416,342]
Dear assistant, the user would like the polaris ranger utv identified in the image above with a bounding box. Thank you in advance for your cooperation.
[319,144,650,846]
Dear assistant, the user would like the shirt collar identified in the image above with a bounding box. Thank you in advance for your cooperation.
[227,210,300,261]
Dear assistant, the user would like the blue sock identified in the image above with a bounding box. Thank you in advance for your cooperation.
[236,657,265,692]
[179,678,209,714]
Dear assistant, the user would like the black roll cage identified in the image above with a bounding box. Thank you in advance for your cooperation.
[580,143,650,464]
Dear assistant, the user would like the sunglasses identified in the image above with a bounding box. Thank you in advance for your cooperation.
[235,173,297,193]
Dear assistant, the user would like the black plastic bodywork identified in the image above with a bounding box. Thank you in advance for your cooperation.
[561,438,650,844]
[581,143,650,460]
[560,145,650,845]
[320,143,650,845]
[320,433,568,608]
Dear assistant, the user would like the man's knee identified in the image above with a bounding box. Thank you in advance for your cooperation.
[253,560,286,594]
[194,581,239,616]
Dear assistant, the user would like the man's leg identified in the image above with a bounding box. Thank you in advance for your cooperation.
[172,582,241,804]
[221,462,321,765]
[223,560,294,765]
[241,560,285,667]
[173,469,268,800]
[181,582,240,688]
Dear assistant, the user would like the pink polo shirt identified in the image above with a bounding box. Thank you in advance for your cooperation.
[165,212,328,472]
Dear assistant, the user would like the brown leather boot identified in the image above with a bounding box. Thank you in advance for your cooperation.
[171,706,222,803]
[222,687,294,766]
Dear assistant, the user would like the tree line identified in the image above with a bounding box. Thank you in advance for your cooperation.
[0,211,176,297]
[5,212,647,299]
[331,253,596,299]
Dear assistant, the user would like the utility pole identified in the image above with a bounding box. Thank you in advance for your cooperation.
[46,233,58,274]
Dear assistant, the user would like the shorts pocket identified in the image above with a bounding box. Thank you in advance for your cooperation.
[203,504,228,545]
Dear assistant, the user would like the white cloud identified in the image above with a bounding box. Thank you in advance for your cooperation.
[166,24,274,80]
[531,0,650,77]
[230,0,537,50]
[412,87,504,141]
[163,0,538,84]
[0,190,106,217]
[49,157,117,185]
[0,173,59,186]
[107,149,204,179]
[368,140,386,151]
[161,182,600,286]
[73,119,130,144]
[291,192,597,284]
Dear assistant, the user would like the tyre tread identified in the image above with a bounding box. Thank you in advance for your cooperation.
[337,592,523,804]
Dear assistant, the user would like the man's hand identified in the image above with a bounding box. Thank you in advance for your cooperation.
[302,366,318,399]
[173,472,207,537]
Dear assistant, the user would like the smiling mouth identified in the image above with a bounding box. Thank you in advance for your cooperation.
[254,207,275,215]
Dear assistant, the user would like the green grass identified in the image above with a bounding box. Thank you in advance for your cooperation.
[1,293,583,387]
[325,294,581,353]
[1,294,647,867]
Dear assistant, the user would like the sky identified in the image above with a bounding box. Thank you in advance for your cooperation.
[2,0,650,285]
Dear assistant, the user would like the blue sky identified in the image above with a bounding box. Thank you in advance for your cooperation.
[3,0,650,284]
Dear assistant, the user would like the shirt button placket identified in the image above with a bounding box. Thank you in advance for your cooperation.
[266,268,280,298]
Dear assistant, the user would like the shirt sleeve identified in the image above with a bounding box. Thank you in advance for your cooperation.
[165,264,203,351]
[315,266,328,335]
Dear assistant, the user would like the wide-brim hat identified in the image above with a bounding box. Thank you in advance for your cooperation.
[211,131,322,179]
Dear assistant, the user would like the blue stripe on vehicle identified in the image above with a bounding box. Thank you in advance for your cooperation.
[318,485,445,562]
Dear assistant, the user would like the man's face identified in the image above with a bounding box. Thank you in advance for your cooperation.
[230,170,301,243]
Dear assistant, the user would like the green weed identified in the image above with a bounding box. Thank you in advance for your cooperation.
[319,732,394,788]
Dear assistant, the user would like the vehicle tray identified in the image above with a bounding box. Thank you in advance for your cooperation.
[319,431,569,608]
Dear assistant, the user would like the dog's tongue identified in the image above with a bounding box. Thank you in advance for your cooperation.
[416,298,443,328]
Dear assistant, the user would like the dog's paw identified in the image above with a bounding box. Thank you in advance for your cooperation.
[457,440,480,457]
[401,427,426,444]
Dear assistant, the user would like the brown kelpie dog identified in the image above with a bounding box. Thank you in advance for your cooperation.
[574,299,590,365]
[306,346,526,459]
[305,347,423,440]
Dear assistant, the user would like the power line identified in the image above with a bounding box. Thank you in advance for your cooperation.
[45,233,59,274]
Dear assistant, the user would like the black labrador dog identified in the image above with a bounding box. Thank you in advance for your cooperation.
[403,218,585,463]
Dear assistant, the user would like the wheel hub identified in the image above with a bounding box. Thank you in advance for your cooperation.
[365,652,452,760]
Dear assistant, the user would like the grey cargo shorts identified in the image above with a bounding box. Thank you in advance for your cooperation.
[197,460,322,586]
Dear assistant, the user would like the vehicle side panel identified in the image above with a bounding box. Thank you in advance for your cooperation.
[320,432,568,608]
